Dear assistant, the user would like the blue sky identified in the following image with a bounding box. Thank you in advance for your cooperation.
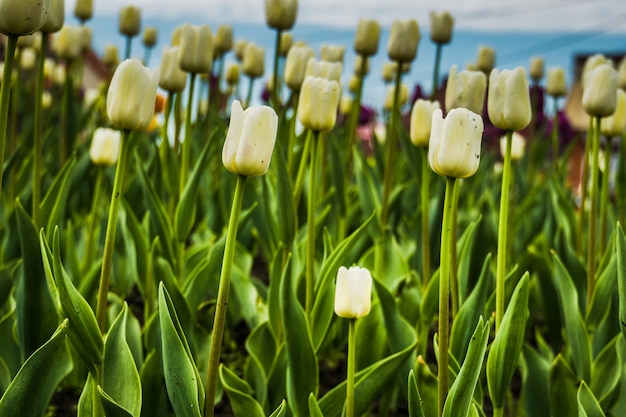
[71,0,626,32]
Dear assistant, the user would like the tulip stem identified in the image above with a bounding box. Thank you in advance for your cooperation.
[450,179,460,318]
[95,129,131,333]
[306,130,320,320]
[346,318,357,417]
[180,73,197,195]
[245,76,255,108]
[84,167,104,274]
[587,116,601,304]
[551,97,560,172]
[431,43,442,100]
[347,56,366,174]
[438,176,457,417]
[124,35,132,60]
[421,148,431,285]
[496,130,513,333]
[293,129,311,207]
[577,118,594,255]
[599,136,612,256]
[204,174,248,417]
[493,406,504,417]
[287,91,300,176]
[0,34,17,197]
[33,34,47,228]
[271,29,282,109]
[160,92,174,180]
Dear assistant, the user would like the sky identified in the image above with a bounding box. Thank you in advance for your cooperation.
[70,0,626,33]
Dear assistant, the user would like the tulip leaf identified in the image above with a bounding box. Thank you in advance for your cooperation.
[77,373,98,417]
[519,344,551,417]
[487,273,530,409]
[98,386,134,417]
[139,349,171,417]
[15,201,57,358]
[419,270,440,326]
[549,354,579,417]
[311,212,375,350]
[586,253,617,332]
[308,393,324,417]
[577,381,606,417]
[40,156,76,242]
[0,320,73,416]
[158,282,202,417]
[408,370,426,417]
[450,253,492,362]
[616,223,626,341]
[456,215,484,304]
[175,138,212,242]
[103,303,142,416]
[443,317,490,417]
[268,399,287,417]
[590,334,621,408]
[219,364,266,417]
[272,140,296,247]
[551,250,591,381]
[280,255,318,417]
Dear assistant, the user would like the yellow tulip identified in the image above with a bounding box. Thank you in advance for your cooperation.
[354,19,380,56]
[387,19,420,63]
[601,89,626,136]
[0,0,50,36]
[284,44,315,91]
[41,0,65,34]
[242,43,265,79]
[410,99,441,147]
[334,266,372,319]
[159,46,188,93]
[298,76,340,132]
[74,0,93,22]
[582,63,618,118]
[178,24,213,74]
[488,67,532,131]
[529,56,544,82]
[445,64,486,114]
[430,11,454,45]
[119,5,141,38]
[265,0,298,30]
[546,67,567,97]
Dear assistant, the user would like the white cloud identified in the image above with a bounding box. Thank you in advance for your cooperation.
[70,0,626,32]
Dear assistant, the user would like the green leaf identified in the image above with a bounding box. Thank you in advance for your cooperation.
[103,303,142,416]
[175,139,212,241]
[443,317,490,417]
[586,253,617,332]
[139,349,171,417]
[98,386,134,417]
[219,364,265,417]
[590,334,621,408]
[308,393,323,417]
[577,381,606,417]
[40,156,76,241]
[520,344,551,417]
[551,250,591,381]
[15,201,57,358]
[158,283,202,417]
[269,399,287,417]
[0,320,73,416]
[549,354,579,417]
[77,373,98,417]
[616,223,626,341]
[487,274,530,408]
[280,255,318,417]
[408,370,426,417]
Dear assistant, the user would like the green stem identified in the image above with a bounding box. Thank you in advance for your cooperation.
[599,136,612,256]
[347,56,367,172]
[496,130,513,333]
[552,97,560,172]
[160,92,173,171]
[125,35,132,60]
[493,406,504,417]
[143,46,152,67]
[0,34,18,197]
[306,130,320,320]
[587,116,601,304]
[438,176,457,417]
[204,174,248,417]
[33,34,47,227]
[84,167,103,274]
[450,179,460,318]
[578,117,594,255]
[287,91,300,177]
[174,91,183,153]
[293,129,311,207]
[95,129,131,333]
[180,73,197,194]
[271,29,282,108]
[245,76,255,108]
[346,318,357,417]
[431,43,442,100]
[421,147,431,285]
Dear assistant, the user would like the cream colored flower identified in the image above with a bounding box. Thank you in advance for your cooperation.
[410,99,441,147]
[119,5,141,37]
[305,58,342,82]
[90,128,122,166]
[488,67,532,131]
[242,43,265,78]
[74,0,93,22]
[142,27,158,48]
[500,132,526,161]
[601,89,626,137]
[354,19,380,56]
[284,45,315,91]
[445,65,486,114]
[0,0,50,36]
[52,26,83,60]
[476,46,495,73]
[582,63,617,118]
[214,25,233,56]
[529,56,544,82]
[430,11,454,45]
[387,19,420,63]
[298,76,340,132]
[41,0,65,34]
[334,266,372,319]
[178,24,213,74]
[159,46,188,93]
[546,67,567,97]
[265,0,298,30]
[321,44,345,64]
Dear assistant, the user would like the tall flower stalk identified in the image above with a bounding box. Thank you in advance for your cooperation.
[305,130,320,316]
[32,35,47,227]
[496,130,513,330]
[0,35,18,197]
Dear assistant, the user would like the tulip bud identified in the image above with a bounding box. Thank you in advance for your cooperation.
[41,0,65,34]
[119,6,141,38]
[476,46,496,73]
[445,65,487,114]
[17,32,40,49]
[81,26,92,52]
[600,89,626,136]
[107,59,160,131]
[20,47,37,71]
[430,11,454,45]
[234,39,248,62]
[387,19,420,63]
[90,128,122,166]
[340,96,353,115]
[103,45,120,70]
[242,43,265,79]
[348,76,359,94]
[0,0,50,36]
[279,32,293,56]
[44,58,55,79]
[529,56,544,82]
[214,25,233,56]
[178,24,213,74]
[382,62,396,83]
[582,54,610,90]
[52,64,66,86]
[284,44,315,91]
[333,266,372,319]
[143,27,157,48]
[354,55,369,77]
[354,19,380,56]
[298,76,340,132]
[305,58,342,82]
[159,46,188,93]
[500,132,526,161]
[265,0,298,31]
[222,100,278,177]
[582,63,618,118]
[546,67,567,97]
[52,26,83,60]
[429,108,484,178]
[320,44,345,64]
[42,91,52,109]
[488,67,532,131]
[410,99,441,147]
[74,0,93,22]
[384,83,408,111]
[84,88,101,108]
[225,63,240,86]
[618,57,626,91]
